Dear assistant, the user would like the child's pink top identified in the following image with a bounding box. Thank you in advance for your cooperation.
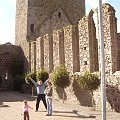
[22,105,30,112]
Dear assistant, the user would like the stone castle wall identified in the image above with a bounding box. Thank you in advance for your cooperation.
[15,1,120,112]
[101,4,118,75]
[29,25,81,73]
[92,4,120,111]
[15,0,85,72]
[31,4,120,111]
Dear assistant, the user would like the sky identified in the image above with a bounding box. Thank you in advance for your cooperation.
[0,0,119,45]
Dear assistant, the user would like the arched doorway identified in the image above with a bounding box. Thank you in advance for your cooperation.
[0,52,14,90]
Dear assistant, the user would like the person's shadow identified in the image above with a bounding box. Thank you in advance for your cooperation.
[53,109,96,118]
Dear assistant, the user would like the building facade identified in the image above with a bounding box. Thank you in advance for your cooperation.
[15,1,120,111]
[15,0,85,73]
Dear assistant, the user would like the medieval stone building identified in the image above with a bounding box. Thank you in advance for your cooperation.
[15,0,120,76]
[15,0,85,73]
[14,1,120,111]
[0,0,119,111]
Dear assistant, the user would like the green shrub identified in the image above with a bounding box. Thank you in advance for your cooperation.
[37,69,49,83]
[13,74,25,91]
[51,65,70,88]
[77,71,100,90]
[25,71,37,84]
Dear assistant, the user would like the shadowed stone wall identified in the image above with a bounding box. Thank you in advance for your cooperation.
[0,43,23,90]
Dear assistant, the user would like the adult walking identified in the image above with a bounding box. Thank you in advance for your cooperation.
[28,76,49,112]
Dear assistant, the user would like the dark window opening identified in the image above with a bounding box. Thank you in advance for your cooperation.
[84,61,87,65]
[58,12,61,18]
[30,24,34,33]
[83,47,86,50]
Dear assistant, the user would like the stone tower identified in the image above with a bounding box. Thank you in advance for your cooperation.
[15,0,85,72]
[15,0,85,42]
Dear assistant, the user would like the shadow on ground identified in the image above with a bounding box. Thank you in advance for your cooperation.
[53,110,96,118]
[0,91,35,102]
[0,104,9,107]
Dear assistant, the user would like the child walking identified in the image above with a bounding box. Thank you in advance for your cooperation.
[22,100,33,120]
[45,81,53,116]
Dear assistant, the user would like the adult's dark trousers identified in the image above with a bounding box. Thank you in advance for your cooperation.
[36,94,47,111]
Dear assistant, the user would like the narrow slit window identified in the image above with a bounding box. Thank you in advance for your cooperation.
[83,47,86,50]
[58,12,61,18]
[84,61,87,65]
[30,24,34,33]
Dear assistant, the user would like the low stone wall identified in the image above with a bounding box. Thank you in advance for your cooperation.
[22,72,120,112]
[53,78,93,106]
[52,72,120,113]
[93,72,120,112]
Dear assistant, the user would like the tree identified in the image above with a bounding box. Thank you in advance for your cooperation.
[37,69,49,83]
[77,70,100,108]
[51,65,70,103]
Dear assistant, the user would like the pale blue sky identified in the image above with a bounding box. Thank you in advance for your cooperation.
[0,0,119,44]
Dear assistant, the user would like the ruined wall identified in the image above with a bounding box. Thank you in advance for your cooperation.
[15,0,85,72]
[93,4,120,112]
[78,16,90,72]
[44,35,49,72]
[50,4,120,112]
[15,0,120,112]
[35,38,41,70]
[64,26,73,72]
[52,29,65,70]
[53,30,60,69]
[78,10,98,73]
[30,42,36,71]
[29,24,80,73]
[98,4,118,75]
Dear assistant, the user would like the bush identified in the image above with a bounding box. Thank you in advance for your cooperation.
[51,65,70,88]
[77,71,100,90]
[25,72,37,84]
[13,74,25,91]
[37,69,49,83]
